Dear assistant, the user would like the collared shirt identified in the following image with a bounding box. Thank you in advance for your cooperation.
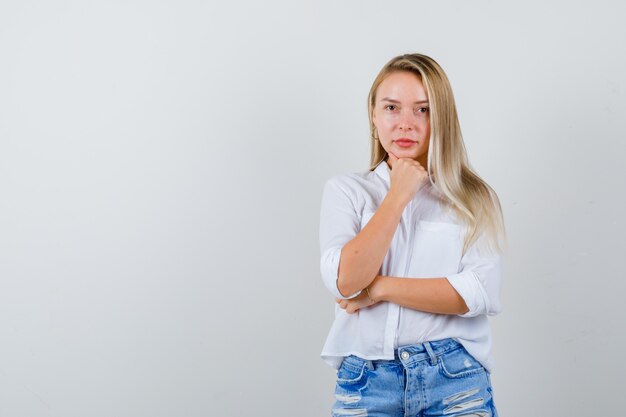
[319,159,503,373]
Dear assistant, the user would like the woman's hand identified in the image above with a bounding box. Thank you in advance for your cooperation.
[386,151,429,207]
[335,276,385,314]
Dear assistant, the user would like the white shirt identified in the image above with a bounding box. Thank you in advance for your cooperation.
[319,159,503,373]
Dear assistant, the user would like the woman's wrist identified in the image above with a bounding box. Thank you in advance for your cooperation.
[369,275,388,302]
[384,191,408,212]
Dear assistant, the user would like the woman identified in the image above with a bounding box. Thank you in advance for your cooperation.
[319,53,507,417]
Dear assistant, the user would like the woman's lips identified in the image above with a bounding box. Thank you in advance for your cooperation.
[395,139,416,148]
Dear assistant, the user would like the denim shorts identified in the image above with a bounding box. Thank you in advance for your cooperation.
[331,338,499,417]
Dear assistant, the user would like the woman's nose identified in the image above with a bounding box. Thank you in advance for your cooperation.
[398,109,416,129]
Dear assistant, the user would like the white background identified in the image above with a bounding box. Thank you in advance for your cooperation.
[1,1,625,416]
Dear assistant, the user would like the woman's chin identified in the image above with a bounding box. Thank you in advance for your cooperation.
[396,150,418,158]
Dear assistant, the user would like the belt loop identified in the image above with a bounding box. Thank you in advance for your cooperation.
[424,341,437,366]
[366,360,374,370]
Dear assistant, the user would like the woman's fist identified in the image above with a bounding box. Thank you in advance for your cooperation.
[386,151,429,207]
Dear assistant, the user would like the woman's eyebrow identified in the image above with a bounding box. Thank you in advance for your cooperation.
[380,97,429,104]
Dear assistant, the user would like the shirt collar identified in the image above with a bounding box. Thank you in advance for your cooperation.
[374,159,390,184]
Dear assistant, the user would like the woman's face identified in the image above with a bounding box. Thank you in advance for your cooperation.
[372,71,431,167]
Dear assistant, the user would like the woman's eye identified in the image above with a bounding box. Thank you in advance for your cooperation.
[384,105,396,111]
[417,107,429,113]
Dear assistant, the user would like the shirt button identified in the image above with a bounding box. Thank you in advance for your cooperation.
[401,351,410,360]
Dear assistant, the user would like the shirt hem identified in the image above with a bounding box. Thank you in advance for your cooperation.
[321,351,396,370]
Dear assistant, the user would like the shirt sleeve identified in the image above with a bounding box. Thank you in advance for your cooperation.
[319,177,364,300]
[445,232,503,317]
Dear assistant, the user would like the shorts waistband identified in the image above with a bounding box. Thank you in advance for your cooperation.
[393,338,462,359]
[342,338,463,369]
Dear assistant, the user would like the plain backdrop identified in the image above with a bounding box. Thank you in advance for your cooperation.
[1,0,625,416]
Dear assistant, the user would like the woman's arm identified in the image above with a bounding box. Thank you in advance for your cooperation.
[340,240,503,317]
[320,178,408,300]
[335,192,406,297]
[335,275,468,315]
[369,275,470,315]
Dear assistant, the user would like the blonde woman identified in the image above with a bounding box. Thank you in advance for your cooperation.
[319,53,506,417]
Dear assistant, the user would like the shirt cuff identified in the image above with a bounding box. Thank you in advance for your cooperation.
[335,279,363,300]
[445,271,488,317]
[321,246,364,300]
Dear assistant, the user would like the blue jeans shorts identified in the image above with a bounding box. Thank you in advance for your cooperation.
[332,338,499,417]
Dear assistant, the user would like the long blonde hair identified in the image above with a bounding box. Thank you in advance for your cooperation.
[367,53,507,255]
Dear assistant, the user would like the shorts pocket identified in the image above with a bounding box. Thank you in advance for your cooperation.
[438,347,486,379]
[336,355,369,389]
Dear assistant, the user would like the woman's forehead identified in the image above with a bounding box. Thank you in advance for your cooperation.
[376,72,428,101]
